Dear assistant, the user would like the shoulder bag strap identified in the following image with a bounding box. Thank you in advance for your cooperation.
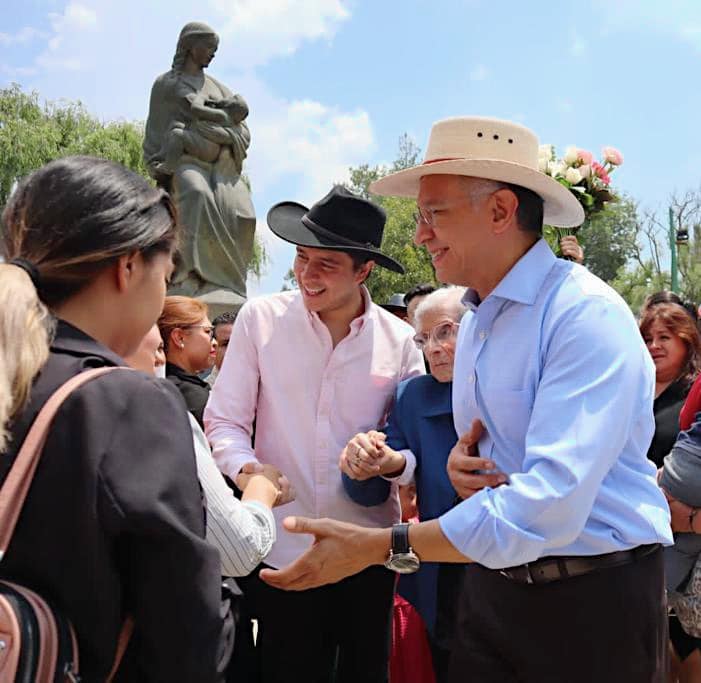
[0,366,136,679]
[0,366,123,558]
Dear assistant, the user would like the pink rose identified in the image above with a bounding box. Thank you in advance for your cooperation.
[579,164,591,178]
[577,149,593,165]
[592,162,611,185]
[602,146,624,166]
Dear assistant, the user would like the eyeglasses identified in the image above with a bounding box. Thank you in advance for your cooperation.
[412,321,459,351]
[412,206,439,227]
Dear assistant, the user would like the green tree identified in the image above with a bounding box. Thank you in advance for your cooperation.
[543,198,641,282]
[0,84,267,277]
[0,84,147,206]
[346,134,437,304]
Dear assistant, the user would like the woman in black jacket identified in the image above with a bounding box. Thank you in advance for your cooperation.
[158,295,217,428]
[0,156,223,682]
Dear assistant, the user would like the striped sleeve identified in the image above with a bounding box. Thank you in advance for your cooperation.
[189,414,275,576]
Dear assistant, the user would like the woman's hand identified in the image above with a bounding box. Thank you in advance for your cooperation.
[340,431,405,480]
[559,236,584,264]
[238,462,295,507]
[663,489,698,532]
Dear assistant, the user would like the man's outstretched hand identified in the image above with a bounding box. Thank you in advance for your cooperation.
[259,517,389,591]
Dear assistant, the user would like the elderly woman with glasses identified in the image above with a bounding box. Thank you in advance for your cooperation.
[340,286,467,682]
[158,295,218,427]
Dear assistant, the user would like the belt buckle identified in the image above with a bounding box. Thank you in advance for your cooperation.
[499,563,535,584]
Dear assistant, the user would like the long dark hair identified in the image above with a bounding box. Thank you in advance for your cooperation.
[0,155,179,449]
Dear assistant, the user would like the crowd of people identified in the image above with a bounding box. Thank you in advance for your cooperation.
[2,115,701,682]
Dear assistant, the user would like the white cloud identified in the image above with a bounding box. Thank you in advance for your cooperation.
[212,0,350,68]
[469,64,489,81]
[49,3,99,31]
[0,27,47,47]
[250,98,374,203]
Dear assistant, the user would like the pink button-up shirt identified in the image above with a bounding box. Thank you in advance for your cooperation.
[204,288,425,568]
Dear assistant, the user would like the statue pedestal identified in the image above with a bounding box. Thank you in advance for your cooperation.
[196,289,247,318]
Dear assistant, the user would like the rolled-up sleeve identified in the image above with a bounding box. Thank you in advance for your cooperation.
[204,304,260,479]
[440,299,653,568]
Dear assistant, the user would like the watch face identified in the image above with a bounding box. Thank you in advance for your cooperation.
[386,552,420,574]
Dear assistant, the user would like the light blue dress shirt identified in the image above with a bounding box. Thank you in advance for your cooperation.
[439,238,673,569]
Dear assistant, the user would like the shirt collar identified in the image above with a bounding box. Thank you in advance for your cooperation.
[462,238,556,309]
[299,285,373,333]
[51,319,126,366]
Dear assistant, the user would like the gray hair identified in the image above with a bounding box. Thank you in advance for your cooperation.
[459,177,504,203]
[413,286,467,330]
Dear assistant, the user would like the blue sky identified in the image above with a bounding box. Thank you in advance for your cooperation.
[2,0,700,295]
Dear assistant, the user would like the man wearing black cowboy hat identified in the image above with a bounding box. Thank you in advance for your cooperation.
[205,185,424,683]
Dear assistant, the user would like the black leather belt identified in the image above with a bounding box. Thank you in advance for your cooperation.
[497,544,660,585]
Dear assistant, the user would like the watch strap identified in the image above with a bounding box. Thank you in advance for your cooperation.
[391,523,411,554]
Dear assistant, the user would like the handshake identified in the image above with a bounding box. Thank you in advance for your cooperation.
[340,420,507,500]
[235,462,295,507]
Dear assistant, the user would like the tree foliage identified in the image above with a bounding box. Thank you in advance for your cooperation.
[0,84,267,276]
[0,84,147,207]
[346,134,438,304]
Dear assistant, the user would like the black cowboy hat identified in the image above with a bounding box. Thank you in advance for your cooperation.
[266,186,405,274]
[381,293,408,313]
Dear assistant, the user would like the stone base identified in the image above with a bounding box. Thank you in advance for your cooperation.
[196,289,247,319]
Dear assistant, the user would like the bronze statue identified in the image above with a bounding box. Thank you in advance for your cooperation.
[144,22,255,300]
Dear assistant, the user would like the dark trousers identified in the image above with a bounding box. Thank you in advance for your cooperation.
[449,546,668,683]
[242,564,395,683]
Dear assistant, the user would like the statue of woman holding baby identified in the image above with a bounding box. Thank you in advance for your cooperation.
[144,22,255,299]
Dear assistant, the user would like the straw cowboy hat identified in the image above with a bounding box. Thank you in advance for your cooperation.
[267,186,405,273]
[370,117,584,228]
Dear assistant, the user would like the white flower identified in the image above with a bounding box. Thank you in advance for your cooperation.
[565,167,583,184]
[579,164,591,178]
[538,157,549,173]
[538,144,554,160]
[549,162,565,178]
[563,146,579,165]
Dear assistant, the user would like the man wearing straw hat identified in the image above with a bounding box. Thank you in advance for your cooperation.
[261,117,673,682]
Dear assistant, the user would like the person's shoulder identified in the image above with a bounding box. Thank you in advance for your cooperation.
[69,369,186,418]
[546,262,633,324]
[240,291,299,319]
[396,374,437,402]
[150,71,175,92]
[371,303,415,339]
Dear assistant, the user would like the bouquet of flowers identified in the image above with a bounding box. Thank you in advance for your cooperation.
[538,145,624,258]
[538,144,624,220]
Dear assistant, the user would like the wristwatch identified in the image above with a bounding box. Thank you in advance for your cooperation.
[384,523,420,574]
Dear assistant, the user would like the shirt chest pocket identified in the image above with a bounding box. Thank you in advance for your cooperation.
[482,387,533,450]
[335,369,398,432]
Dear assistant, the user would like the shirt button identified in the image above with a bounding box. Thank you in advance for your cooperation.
[479,331,487,340]
[468,374,475,383]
